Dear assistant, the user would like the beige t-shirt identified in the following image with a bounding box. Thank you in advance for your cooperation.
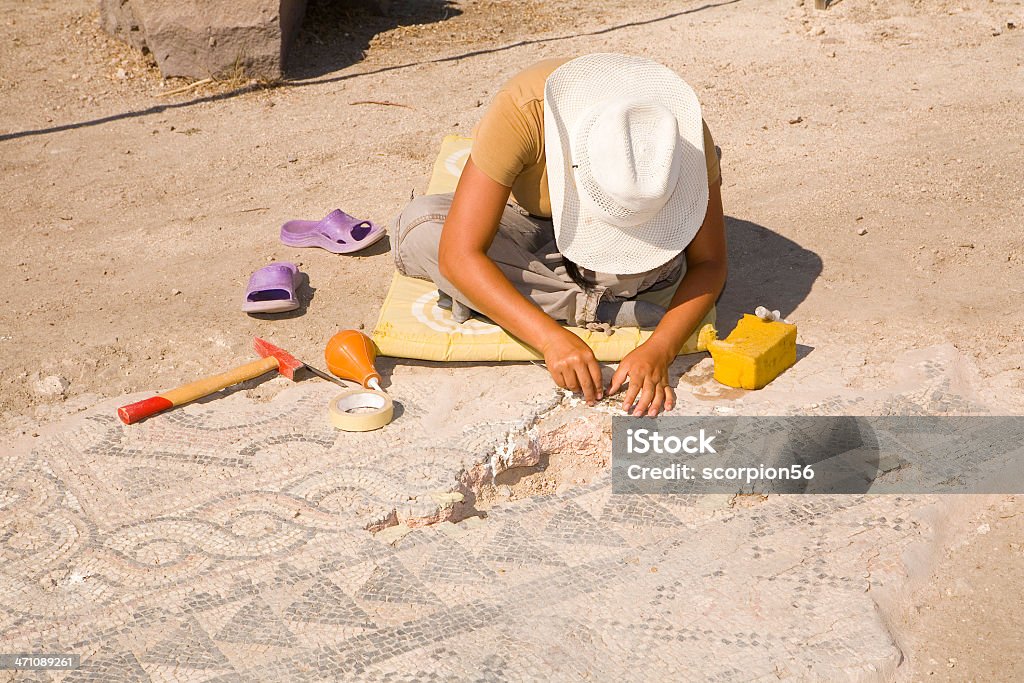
[471,57,721,219]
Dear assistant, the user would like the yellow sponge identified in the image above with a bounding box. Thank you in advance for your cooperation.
[697,314,797,390]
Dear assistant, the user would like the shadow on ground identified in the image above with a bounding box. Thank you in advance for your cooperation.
[288,0,462,79]
[716,216,822,331]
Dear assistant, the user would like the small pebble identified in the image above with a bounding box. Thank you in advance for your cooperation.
[172,289,182,295]
[287,156,298,163]
[857,227,868,236]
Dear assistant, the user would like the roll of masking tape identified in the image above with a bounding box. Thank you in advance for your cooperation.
[328,389,394,432]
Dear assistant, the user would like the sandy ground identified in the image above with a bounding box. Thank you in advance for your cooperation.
[1,0,1022,678]
[895,496,1024,681]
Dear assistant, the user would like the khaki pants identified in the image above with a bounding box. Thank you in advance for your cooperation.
[392,193,685,326]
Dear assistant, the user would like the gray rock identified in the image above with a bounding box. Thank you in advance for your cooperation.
[100,0,147,51]
[99,0,308,79]
[33,375,71,398]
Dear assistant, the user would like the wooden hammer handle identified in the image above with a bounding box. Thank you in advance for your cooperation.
[118,355,280,424]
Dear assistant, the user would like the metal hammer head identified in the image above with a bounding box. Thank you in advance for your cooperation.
[253,337,304,380]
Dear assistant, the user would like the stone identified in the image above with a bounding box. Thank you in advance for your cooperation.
[375,523,413,545]
[99,0,309,79]
[99,0,147,51]
[428,491,465,506]
[33,374,70,398]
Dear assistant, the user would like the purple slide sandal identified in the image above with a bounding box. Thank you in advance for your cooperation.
[242,262,300,314]
[279,209,386,254]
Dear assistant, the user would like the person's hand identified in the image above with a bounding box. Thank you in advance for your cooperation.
[608,341,676,416]
[540,329,604,405]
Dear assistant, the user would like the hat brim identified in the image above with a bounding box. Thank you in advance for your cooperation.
[544,53,709,275]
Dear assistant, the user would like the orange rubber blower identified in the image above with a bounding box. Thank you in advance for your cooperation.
[325,330,382,390]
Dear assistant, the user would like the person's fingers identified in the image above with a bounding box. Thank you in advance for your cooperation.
[608,364,629,396]
[562,367,581,393]
[587,358,604,401]
[549,367,569,391]
[633,379,656,416]
[664,385,676,412]
[575,364,598,404]
[647,386,666,416]
[621,374,642,412]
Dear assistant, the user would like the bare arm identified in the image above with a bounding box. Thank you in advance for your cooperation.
[647,179,728,359]
[609,180,727,414]
[438,158,604,403]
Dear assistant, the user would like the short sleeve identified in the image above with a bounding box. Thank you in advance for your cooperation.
[470,90,538,188]
[702,120,721,186]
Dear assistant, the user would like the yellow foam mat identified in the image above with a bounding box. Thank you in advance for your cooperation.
[372,271,712,362]
[425,134,473,194]
[372,135,714,361]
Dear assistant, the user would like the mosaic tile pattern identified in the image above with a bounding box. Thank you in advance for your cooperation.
[0,346,1013,681]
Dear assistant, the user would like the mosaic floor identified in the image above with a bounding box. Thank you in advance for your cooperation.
[0,344,1013,681]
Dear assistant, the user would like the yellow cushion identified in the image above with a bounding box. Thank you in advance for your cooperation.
[426,134,473,195]
[371,135,714,361]
[372,272,713,362]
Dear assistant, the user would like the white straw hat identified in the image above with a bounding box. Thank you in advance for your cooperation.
[544,53,709,274]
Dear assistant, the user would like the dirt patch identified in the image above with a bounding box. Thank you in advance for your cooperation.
[894,496,1024,680]
[471,406,613,509]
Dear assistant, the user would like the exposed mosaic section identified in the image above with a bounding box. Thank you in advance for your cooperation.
[0,346,1012,680]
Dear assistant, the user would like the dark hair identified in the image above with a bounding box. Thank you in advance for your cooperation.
[562,257,592,291]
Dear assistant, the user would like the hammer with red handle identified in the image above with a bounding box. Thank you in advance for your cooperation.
[117,337,341,425]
